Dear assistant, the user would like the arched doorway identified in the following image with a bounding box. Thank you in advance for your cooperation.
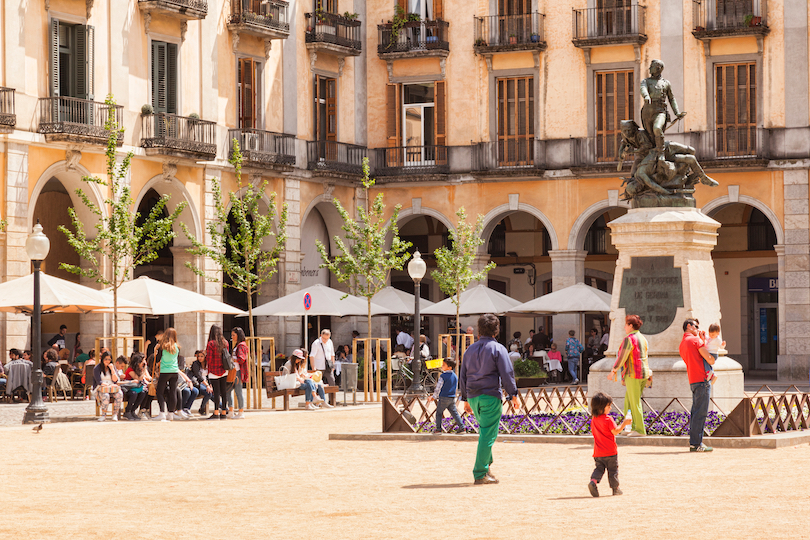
[706,202,780,371]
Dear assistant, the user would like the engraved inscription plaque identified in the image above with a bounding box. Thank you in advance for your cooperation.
[618,256,684,335]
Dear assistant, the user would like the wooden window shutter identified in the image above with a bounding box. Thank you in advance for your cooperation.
[497,76,534,166]
[434,80,446,148]
[397,0,407,13]
[166,43,177,115]
[77,25,95,100]
[238,57,255,128]
[595,69,632,161]
[326,78,337,141]
[152,41,166,112]
[433,0,443,19]
[386,83,401,148]
[50,19,60,97]
[715,62,756,157]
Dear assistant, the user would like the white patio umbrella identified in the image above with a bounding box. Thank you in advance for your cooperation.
[508,283,613,315]
[0,273,147,314]
[371,286,435,315]
[100,276,245,315]
[249,284,396,347]
[420,284,522,316]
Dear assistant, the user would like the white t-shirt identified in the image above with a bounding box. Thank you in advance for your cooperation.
[310,338,335,370]
[706,336,722,354]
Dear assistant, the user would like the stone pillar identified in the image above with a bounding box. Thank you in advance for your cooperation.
[201,167,224,337]
[548,250,587,342]
[281,177,303,353]
[775,244,786,362]
[171,247,201,355]
[779,170,810,380]
[2,143,31,353]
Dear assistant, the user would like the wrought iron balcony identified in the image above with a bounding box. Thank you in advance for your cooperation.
[228,0,290,40]
[373,146,449,177]
[138,0,207,21]
[472,140,543,171]
[0,87,15,133]
[692,0,769,39]
[306,140,366,175]
[474,12,546,53]
[141,112,217,161]
[572,5,647,47]
[37,97,123,145]
[228,128,295,168]
[694,127,768,161]
[378,19,449,59]
[305,11,362,56]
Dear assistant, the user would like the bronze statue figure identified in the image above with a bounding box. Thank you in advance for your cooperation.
[619,61,718,208]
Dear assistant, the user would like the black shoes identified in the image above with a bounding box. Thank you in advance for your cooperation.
[612,487,623,496]
[588,481,599,497]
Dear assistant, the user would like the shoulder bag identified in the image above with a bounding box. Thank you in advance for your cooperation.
[320,341,335,370]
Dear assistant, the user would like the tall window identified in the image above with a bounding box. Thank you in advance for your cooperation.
[397,0,443,19]
[314,75,336,142]
[716,62,756,157]
[50,20,94,100]
[497,76,534,166]
[595,69,633,161]
[238,58,259,128]
[386,81,446,165]
[151,41,178,115]
[315,0,337,13]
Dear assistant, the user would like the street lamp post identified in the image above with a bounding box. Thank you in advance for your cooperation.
[406,250,427,395]
[23,222,51,425]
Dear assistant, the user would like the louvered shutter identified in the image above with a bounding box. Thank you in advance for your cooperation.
[50,19,60,98]
[239,57,255,128]
[715,62,756,157]
[386,83,401,166]
[434,0,443,19]
[152,41,167,112]
[397,0,407,13]
[166,43,177,115]
[434,80,446,149]
[326,78,337,142]
[76,25,95,100]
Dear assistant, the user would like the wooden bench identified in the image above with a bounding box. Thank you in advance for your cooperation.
[264,371,338,411]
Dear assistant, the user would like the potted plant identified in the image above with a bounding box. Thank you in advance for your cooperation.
[474,37,487,47]
[694,25,705,31]
[752,15,762,26]
[744,13,754,27]
[343,11,359,20]
[509,33,517,44]
[513,357,548,388]
[530,32,540,43]
[141,103,154,115]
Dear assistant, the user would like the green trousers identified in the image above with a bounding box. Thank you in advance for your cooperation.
[468,394,502,479]
[623,377,647,435]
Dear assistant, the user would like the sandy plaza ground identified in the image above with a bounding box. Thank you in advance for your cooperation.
[0,404,808,540]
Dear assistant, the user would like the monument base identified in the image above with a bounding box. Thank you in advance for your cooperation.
[588,355,745,413]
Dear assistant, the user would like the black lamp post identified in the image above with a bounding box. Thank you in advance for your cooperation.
[23,222,51,425]
[406,250,427,395]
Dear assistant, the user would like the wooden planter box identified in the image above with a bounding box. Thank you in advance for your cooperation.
[516,377,548,388]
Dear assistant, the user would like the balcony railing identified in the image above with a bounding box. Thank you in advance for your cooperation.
[692,0,768,36]
[373,146,449,176]
[141,112,217,160]
[37,97,123,144]
[572,5,646,45]
[229,0,290,38]
[694,126,767,160]
[472,141,544,171]
[0,87,15,129]
[306,11,362,53]
[474,12,546,51]
[138,0,208,19]
[378,20,449,56]
[307,140,366,175]
[229,128,295,167]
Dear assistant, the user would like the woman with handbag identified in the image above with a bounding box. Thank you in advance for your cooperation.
[205,324,231,420]
[282,349,332,410]
[93,351,124,422]
[228,327,249,420]
[122,352,150,421]
[608,314,652,437]
[153,327,181,422]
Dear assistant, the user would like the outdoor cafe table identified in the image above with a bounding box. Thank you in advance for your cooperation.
[534,350,563,373]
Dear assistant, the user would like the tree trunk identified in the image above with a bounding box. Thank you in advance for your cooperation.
[455,283,461,374]
[112,271,119,360]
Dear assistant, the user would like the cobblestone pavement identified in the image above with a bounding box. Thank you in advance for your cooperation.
[1,404,808,539]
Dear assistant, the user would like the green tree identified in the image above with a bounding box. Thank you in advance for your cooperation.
[183,141,288,355]
[431,207,495,359]
[317,157,411,340]
[60,95,186,356]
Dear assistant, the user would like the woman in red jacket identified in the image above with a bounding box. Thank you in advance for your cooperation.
[205,325,230,420]
[229,327,249,419]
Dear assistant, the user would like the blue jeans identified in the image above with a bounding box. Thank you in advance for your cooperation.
[181,386,199,410]
[301,379,325,402]
[197,385,213,411]
[689,381,711,447]
[228,380,245,409]
[435,396,464,432]
[567,356,579,381]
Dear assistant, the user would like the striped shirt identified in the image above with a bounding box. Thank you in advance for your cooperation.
[612,330,652,380]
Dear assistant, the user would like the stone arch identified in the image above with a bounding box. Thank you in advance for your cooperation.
[28,160,107,233]
[396,206,456,234]
[480,203,559,252]
[301,196,349,255]
[134,175,202,247]
[567,199,631,251]
[702,195,784,245]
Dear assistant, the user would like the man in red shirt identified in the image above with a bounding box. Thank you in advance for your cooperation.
[679,318,715,452]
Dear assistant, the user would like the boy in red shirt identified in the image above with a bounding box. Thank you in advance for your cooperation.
[588,392,632,497]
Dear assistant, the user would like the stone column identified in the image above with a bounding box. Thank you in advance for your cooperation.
[548,249,587,341]
[281,178,303,353]
[775,244,786,363]
[779,170,810,380]
[201,167,224,337]
[171,247,201,355]
[2,143,31,353]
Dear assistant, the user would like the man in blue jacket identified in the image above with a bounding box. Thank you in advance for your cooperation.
[460,313,520,485]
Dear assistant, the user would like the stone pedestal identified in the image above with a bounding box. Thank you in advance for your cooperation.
[588,207,745,411]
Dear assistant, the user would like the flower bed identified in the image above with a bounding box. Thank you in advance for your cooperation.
[424,410,728,436]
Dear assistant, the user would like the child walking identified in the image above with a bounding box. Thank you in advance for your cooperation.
[704,323,725,385]
[428,359,465,434]
[588,392,631,497]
